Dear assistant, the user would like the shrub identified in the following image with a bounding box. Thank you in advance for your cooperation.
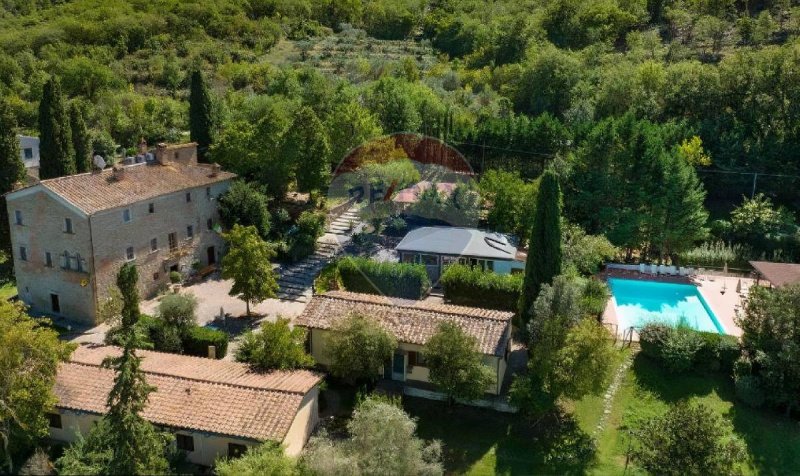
[694,332,739,373]
[639,323,738,375]
[384,216,407,236]
[338,257,430,299]
[580,278,610,318]
[150,321,183,353]
[285,210,326,262]
[156,293,197,331]
[183,326,228,359]
[235,318,314,370]
[169,271,181,284]
[440,264,522,311]
[660,327,704,373]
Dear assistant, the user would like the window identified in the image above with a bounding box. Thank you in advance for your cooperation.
[47,413,62,429]
[408,351,427,368]
[176,434,194,452]
[186,225,194,239]
[207,218,213,231]
[23,148,33,159]
[153,272,159,281]
[45,252,52,268]
[228,443,247,458]
[19,246,27,261]
[63,217,73,234]
[148,203,155,214]
[60,251,69,270]
[401,253,415,264]
[14,210,22,225]
[122,209,131,223]
[168,233,177,251]
[185,192,192,203]
[125,246,135,261]
[150,238,158,252]
[418,254,438,266]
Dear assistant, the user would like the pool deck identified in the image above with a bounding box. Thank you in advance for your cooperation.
[600,269,754,339]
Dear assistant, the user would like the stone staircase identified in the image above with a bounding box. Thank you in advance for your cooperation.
[326,205,360,235]
[275,205,362,302]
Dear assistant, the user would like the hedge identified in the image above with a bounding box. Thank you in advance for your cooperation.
[183,326,229,359]
[439,264,522,312]
[639,322,739,374]
[338,257,430,299]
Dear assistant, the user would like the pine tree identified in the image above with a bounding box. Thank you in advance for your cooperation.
[189,69,214,162]
[102,263,169,475]
[519,168,562,327]
[0,99,25,258]
[69,102,91,173]
[38,77,75,179]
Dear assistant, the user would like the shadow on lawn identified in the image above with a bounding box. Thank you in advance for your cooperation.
[630,353,732,402]
[405,397,594,475]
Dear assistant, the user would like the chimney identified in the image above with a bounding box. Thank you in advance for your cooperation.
[112,164,126,181]
[138,137,148,155]
[210,163,221,177]
[155,143,169,165]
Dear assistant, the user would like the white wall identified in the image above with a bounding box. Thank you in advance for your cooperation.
[18,135,40,169]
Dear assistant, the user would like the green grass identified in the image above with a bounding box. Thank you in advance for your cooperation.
[590,354,800,475]
[0,281,17,301]
[403,350,800,475]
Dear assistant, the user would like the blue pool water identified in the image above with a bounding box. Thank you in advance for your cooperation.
[608,278,725,334]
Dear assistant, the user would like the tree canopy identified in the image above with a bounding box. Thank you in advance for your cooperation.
[222,224,279,316]
[424,322,495,405]
[38,76,75,179]
[236,318,314,371]
[326,313,396,384]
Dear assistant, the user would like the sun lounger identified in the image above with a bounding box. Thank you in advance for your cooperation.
[650,264,658,274]
[667,265,677,275]
[678,267,686,276]
[639,263,646,274]
[658,264,667,275]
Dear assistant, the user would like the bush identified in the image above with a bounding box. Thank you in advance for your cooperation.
[695,332,739,373]
[284,210,326,262]
[338,257,430,299]
[169,271,181,284]
[156,293,197,330]
[660,327,704,373]
[384,216,407,236]
[639,323,738,374]
[440,264,522,311]
[183,326,228,359]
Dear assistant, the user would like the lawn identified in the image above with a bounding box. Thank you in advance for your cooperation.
[0,281,16,301]
[404,350,800,475]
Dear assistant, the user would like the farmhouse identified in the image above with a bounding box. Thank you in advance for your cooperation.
[296,291,513,397]
[51,345,323,465]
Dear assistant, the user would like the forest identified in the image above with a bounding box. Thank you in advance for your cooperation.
[1,0,800,263]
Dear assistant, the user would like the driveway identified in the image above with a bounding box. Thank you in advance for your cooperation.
[140,274,309,326]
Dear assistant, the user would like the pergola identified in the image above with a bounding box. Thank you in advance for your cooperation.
[749,261,800,288]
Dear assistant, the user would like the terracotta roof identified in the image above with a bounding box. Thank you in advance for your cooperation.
[750,261,800,287]
[37,162,235,215]
[55,345,322,441]
[295,291,512,356]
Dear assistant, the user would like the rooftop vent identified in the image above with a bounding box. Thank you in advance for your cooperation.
[210,163,221,177]
[112,164,126,181]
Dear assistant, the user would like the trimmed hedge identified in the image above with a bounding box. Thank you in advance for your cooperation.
[338,257,430,299]
[439,264,522,311]
[639,322,739,374]
[183,326,229,359]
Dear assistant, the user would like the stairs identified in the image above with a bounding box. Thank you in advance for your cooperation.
[275,206,363,303]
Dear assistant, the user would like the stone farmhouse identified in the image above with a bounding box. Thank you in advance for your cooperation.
[296,291,514,397]
[52,345,322,465]
[5,143,235,324]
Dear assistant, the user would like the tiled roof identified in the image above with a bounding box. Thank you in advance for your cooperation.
[55,345,322,441]
[749,261,800,287]
[38,162,235,215]
[295,291,512,356]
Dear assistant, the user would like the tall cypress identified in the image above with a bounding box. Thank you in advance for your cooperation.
[103,263,169,475]
[188,69,214,162]
[0,99,26,258]
[38,77,75,179]
[519,168,563,327]
[69,102,91,173]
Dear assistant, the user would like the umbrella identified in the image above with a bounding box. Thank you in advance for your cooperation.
[736,279,742,294]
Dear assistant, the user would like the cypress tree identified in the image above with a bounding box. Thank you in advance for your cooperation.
[69,102,91,173]
[189,69,214,162]
[0,99,26,258]
[103,263,169,475]
[519,168,563,327]
[38,77,75,179]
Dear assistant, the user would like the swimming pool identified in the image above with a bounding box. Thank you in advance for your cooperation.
[608,278,725,334]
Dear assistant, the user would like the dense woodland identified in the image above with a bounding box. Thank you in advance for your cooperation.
[1,0,800,263]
